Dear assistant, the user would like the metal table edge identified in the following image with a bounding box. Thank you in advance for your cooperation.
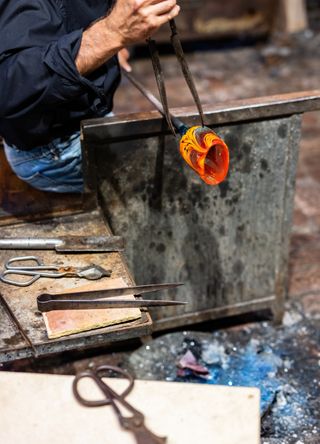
[152,296,277,331]
[81,90,320,142]
[0,315,152,363]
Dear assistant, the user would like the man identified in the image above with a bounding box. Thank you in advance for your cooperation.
[0,0,180,192]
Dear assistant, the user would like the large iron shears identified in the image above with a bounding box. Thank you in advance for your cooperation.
[73,364,167,444]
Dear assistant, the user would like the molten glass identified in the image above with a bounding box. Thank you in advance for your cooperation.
[179,126,229,185]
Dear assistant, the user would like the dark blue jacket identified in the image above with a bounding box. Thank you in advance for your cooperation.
[0,0,120,149]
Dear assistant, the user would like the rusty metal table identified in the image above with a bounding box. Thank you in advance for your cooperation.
[0,210,152,362]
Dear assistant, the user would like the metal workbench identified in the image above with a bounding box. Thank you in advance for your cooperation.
[1,90,320,362]
[81,90,320,330]
[0,146,152,363]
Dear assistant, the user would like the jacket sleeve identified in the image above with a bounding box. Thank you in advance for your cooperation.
[0,0,104,119]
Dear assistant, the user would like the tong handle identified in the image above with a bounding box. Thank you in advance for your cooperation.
[147,37,176,136]
[147,19,205,135]
[169,19,205,128]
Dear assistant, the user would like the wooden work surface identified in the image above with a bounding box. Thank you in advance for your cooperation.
[0,210,152,363]
[0,371,260,444]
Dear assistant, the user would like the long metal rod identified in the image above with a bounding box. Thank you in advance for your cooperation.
[0,238,61,250]
[169,19,205,127]
[0,292,37,357]
[0,236,124,252]
[122,70,187,134]
[147,37,177,136]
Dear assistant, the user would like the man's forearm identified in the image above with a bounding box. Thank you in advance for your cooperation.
[75,0,180,76]
[75,18,122,76]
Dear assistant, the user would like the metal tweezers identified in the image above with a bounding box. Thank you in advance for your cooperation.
[147,18,205,135]
[37,283,186,312]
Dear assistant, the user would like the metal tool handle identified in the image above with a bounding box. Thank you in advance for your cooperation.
[78,372,145,435]
[5,256,64,273]
[2,256,74,286]
[169,19,205,128]
[0,238,62,250]
[73,365,134,407]
[0,270,41,287]
[5,256,44,269]
[5,255,69,273]
[147,37,177,136]
[1,257,43,286]
[146,19,205,137]
[73,366,166,444]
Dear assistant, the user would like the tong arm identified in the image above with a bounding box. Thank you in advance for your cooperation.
[37,295,187,312]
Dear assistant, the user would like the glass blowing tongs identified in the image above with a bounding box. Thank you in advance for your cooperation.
[37,283,186,312]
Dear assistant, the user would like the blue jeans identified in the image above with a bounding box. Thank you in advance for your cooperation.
[4,132,84,193]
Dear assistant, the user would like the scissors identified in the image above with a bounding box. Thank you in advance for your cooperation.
[73,365,167,444]
[0,256,111,287]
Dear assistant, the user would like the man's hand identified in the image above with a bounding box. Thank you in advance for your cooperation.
[76,1,180,76]
[107,0,180,46]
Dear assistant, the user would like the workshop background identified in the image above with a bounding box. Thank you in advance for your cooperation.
[1,1,320,443]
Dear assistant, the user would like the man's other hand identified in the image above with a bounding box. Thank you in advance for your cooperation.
[118,48,132,72]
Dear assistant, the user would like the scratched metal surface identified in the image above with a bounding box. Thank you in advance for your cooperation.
[0,210,152,362]
[93,114,301,329]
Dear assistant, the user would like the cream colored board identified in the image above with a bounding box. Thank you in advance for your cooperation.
[0,371,260,444]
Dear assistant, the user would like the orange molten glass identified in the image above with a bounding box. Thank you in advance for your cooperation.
[179,126,229,185]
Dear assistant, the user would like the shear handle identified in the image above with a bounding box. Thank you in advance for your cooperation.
[73,366,167,444]
[5,256,44,270]
[73,365,134,407]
